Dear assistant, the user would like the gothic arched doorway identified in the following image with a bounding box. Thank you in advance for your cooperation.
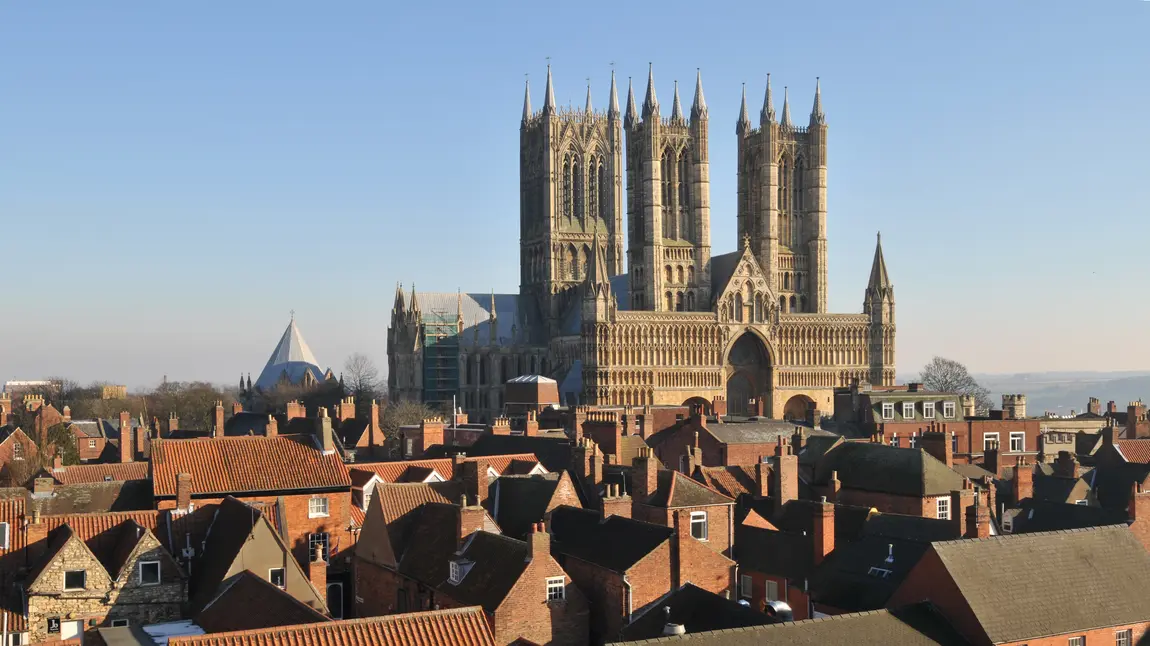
[782,394,815,421]
[725,332,772,417]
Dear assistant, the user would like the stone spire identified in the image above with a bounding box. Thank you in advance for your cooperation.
[393,282,406,312]
[736,83,751,135]
[868,233,892,293]
[624,77,638,128]
[522,78,532,121]
[690,69,707,122]
[543,63,556,115]
[760,73,775,125]
[780,86,792,128]
[608,69,620,120]
[410,284,420,313]
[641,63,659,120]
[585,81,593,114]
[670,80,684,123]
[810,77,825,126]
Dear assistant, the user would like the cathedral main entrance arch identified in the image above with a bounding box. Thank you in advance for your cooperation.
[724,331,772,417]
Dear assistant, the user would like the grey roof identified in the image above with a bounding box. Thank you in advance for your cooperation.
[609,273,630,310]
[931,526,1150,643]
[867,233,892,291]
[1007,500,1127,534]
[70,420,103,438]
[550,505,671,573]
[416,292,533,346]
[710,251,740,299]
[619,583,772,641]
[814,442,966,497]
[706,419,833,446]
[951,463,996,481]
[254,319,326,390]
[615,603,966,645]
[809,534,931,612]
[507,374,556,384]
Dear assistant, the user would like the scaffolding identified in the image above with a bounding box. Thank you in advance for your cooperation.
[421,308,459,413]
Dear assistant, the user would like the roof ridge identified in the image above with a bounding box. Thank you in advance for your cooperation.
[932,523,1124,547]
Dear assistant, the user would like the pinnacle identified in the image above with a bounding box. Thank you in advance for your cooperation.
[522,78,532,121]
[624,76,638,128]
[780,86,792,128]
[642,63,659,120]
[736,83,751,134]
[585,81,593,114]
[760,73,775,125]
[690,69,708,122]
[608,69,620,119]
[670,80,684,122]
[543,63,556,114]
[810,76,825,125]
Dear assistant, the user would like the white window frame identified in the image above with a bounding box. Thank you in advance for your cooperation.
[1116,628,1132,646]
[546,576,565,601]
[88,439,96,450]
[63,570,86,591]
[902,402,914,419]
[309,532,330,562]
[891,436,901,448]
[269,567,286,589]
[765,579,779,601]
[138,560,161,586]
[110,619,129,628]
[943,401,956,419]
[739,574,752,599]
[0,522,9,550]
[448,560,461,584]
[1068,637,1084,646]
[308,496,329,518]
[1010,432,1025,453]
[923,402,936,419]
[951,433,959,454]
[690,511,708,541]
[881,402,895,420]
[1001,515,1013,533]
[983,432,999,451]
[936,497,950,520]
[909,435,917,449]
[8,633,22,646]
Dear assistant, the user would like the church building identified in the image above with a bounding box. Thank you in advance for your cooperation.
[389,65,895,421]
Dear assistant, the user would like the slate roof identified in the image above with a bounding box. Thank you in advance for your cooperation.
[430,434,573,474]
[1088,462,1150,511]
[645,470,734,508]
[487,473,561,539]
[735,524,812,581]
[187,497,284,613]
[709,250,740,298]
[254,319,327,390]
[814,442,966,497]
[950,463,995,481]
[442,531,531,613]
[28,480,154,515]
[152,435,351,498]
[809,534,932,612]
[415,292,530,346]
[706,420,832,445]
[1030,472,1090,504]
[798,434,844,467]
[860,513,957,543]
[619,583,775,641]
[195,571,329,633]
[170,606,497,646]
[549,505,671,573]
[929,526,1150,643]
[69,420,104,438]
[771,500,875,544]
[51,462,149,484]
[616,603,966,645]
[376,481,464,555]
[1006,500,1127,534]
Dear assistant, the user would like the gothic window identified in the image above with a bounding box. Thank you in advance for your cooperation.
[665,265,673,284]
[783,273,790,290]
[790,295,797,312]
[572,159,583,221]
[678,153,691,241]
[780,296,787,313]
[479,357,488,385]
[501,356,510,382]
[661,150,673,237]
[665,292,673,311]
[735,293,744,322]
[796,273,803,291]
[755,294,763,322]
[563,156,573,220]
[588,156,599,225]
[580,246,590,280]
[675,266,684,285]
[598,162,609,221]
[778,154,790,244]
[566,245,577,280]
[675,292,683,312]
[686,292,695,311]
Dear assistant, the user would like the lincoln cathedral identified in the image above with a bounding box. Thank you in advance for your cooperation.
[389,64,896,421]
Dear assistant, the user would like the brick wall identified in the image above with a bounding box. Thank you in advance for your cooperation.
[834,489,943,518]
[554,556,627,644]
[633,504,734,557]
[491,534,588,646]
[740,571,810,620]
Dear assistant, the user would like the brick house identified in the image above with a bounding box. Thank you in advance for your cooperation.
[648,414,833,472]
[889,525,1150,645]
[630,448,736,556]
[355,497,588,645]
[193,570,328,633]
[548,505,736,643]
[23,517,184,642]
[0,428,40,487]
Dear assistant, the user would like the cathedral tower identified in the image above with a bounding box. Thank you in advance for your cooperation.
[863,233,896,385]
[736,77,828,314]
[520,66,624,337]
[625,66,712,312]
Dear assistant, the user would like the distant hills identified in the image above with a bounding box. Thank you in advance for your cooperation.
[897,371,1150,417]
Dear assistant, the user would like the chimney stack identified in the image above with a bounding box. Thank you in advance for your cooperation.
[528,521,550,560]
[965,495,990,539]
[984,439,1001,477]
[1012,458,1033,505]
[1053,450,1078,478]
[120,422,134,463]
[167,412,179,436]
[231,401,243,417]
[813,497,834,565]
[524,410,539,437]
[601,483,632,519]
[461,458,490,509]
[213,401,225,438]
[771,437,797,516]
[755,461,770,499]
[286,400,305,421]
[176,473,193,512]
[919,429,953,468]
[369,400,382,448]
[316,407,334,453]
[1088,397,1102,417]
[265,415,278,438]
[633,447,659,503]
[62,406,71,422]
[308,543,327,597]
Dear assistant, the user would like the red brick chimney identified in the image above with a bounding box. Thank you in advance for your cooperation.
[633,447,659,503]
[457,499,487,548]
[813,498,834,565]
[754,462,770,499]
[421,417,445,449]
[588,446,603,490]
[286,400,305,421]
[984,439,1001,477]
[176,473,193,512]
[213,401,225,438]
[490,416,511,436]
[601,484,631,519]
[771,437,797,516]
[461,458,490,509]
[27,508,48,564]
[231,401,243,417]
[965,496,990,539]
[265,415,278,438]
[1053,450,1078,478]
[119,409,131,436]
[1108,401,1118,415]
[167,413,179,436]
[308,543,327,596]
[671,510,691,589]
[120,422,134,463]
[138,418,149,456]
[711,396,727,417]
[1012,459,1033,505]
[919,429,953,468]
[827,470,842,503]
[1088,398,1102,417]
[336,397,355,422]
[528,521,550,561]
[525,410,539,437]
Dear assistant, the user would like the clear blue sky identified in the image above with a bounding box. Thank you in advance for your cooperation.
[2,1,1147,389]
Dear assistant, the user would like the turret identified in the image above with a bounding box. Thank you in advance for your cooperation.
[810,77,825,126]
[585,81,593,114]
[670,80,684,124]
[522,78,532,123]
[624,77,638,129]
[690,69,707,123]
[543,63,556,116]
[760,73,775,126]
[736,84,751,135]
[780,86,792,128]
[864,233,896,386]
[608,70,620,121]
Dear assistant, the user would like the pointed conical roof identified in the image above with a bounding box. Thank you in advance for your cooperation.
[670,80,684,122]
[781,86,792,128]
[543,64,556,114]
[690,69,707,122]
[760,73,775,125]
[608,70,620,119]
[868,232,892,292]
[624,77,638,128]
[810,77,825,125]
[585,82,593,114]
[393,282,406,312]
[522,79,532,121]
[642,63,659,119]
[254,318,325,390]
[410,284,420,312]
[736,84,751,134]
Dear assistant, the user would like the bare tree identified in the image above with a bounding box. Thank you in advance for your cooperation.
[144,379,237,431]
[344,353,382,416]
[918,356,993,414]
[379,401,434,457]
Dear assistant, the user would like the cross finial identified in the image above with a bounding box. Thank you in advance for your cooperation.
[290,309,295,321]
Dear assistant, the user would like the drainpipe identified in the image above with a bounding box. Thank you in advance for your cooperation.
[623,575,633,623]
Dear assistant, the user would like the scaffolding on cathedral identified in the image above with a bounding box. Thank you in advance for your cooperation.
[421,307,459,412]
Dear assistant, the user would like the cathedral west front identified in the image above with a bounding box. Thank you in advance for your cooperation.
[389,65,895,421]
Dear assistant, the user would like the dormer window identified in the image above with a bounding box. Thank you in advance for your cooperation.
[881,403,895,420]
[448,559,472,585]
[943,402,956,418]
[901,402,914,419]
[923,402,936,419]
[64,570,86,591]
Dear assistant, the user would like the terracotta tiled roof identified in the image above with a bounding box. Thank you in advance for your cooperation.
[378,482,463,524]
[152,436,351,497]
[350,453,541,486]
[646,470,735,508]
[697,465,759,499]
[51,462,149,484]
[169,607,496,646]
[43,509,161,539]
[349,505,366,529]
[1116,439,1150,464]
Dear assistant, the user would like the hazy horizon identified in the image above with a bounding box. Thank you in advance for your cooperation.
[3,1,1148,387]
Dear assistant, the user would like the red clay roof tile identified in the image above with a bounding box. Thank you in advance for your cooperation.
[51,462,149,485]
[350,453,541,486]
